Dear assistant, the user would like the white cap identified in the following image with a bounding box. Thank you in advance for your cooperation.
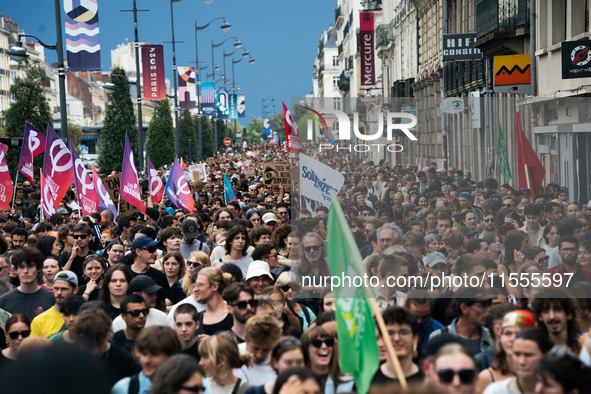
[262,212,278,224]
[245,260,273,281]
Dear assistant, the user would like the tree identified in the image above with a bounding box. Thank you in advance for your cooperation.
[68,122,83,152]
[245,116,264,144]
[5,59,52,177]
[201,116,214,159]
[145,99,175,168]
[178,110,195,162]
[98,67,138,174]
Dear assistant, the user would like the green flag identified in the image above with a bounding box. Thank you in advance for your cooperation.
[497,122,512,181]
[327,195,380,394]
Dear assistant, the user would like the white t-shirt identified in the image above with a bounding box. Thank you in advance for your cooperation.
[111,307,169,332]
[233,342,277,386]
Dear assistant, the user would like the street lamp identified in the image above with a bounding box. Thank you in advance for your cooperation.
[170,0,182,158]
[9,6,68,143]
[195,17,231,162]
[211,36,242,77]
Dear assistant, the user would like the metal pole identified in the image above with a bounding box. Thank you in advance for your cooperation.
[54,0,68,143]
[195,21,203,162]
[530,0,536,96]
[486,57,494,176]
[133,0,144,171]
[170,0,180,158]
[211,40,217,153]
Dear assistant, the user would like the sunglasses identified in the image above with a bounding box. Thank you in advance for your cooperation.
[230,299,258,310]
[125,308,149,317]
[483,218,493,222]
[437,369,476,384]
[502,204,514,208]
[72,234,88,240]
[8,330,31,340]
[310,338,335,348]
[279,284,291,292]
[140,246,157,253]
[279,338,303,347]
[179,386,205,393]
[187,261,202,268]
[304,245,321,252]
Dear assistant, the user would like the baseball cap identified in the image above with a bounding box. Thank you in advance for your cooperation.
[436,168,446,174]
[245,260,273,281]
[181,219,199,238]
[57,208,69,214]
[129,275,162,294]
[425,252,447,267]
[403,204,421,213]
[131,236,159,252]
[501,310,536,330]
[262,212,278,224]
[54,270,78,287]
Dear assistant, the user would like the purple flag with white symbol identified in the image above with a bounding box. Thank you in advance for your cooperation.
[120,134,145,213]
[70,144,100,215]
[165,158,195,212]
[147,157,164,204]
[92,164,117,219]
[43,125,74,210]
[18,122,45,186]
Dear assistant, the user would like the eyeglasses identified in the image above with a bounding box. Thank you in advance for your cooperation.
[187,261,202,267]
[0,265,9,271]
[279,338,303,347]
[140,246,157,253]
[483,218,493,223]
[264,253,278,259]
[179,385,205,393]
[502,204,514,208]
[279,284,291,292]
[72,234,88,240]
[277,211,289,215]
[230,299,258,310]
[310,338,335,348]
[124,309,149,317]
[304,245,321,252]
[437,369,476,385]
[8,330,31,340]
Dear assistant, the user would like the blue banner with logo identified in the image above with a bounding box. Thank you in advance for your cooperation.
[201,82,215,116]
[64,0,101,71]
[229,94,238,120]
[216,91,229,120]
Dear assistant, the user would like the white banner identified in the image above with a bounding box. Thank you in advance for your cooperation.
[299,153,344,210]
[189,164,207,182]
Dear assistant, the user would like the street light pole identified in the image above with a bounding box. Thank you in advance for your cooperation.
[53,0,68,142]
[170,0,181,158]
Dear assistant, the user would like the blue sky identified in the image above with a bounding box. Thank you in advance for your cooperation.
[3,0,335,120]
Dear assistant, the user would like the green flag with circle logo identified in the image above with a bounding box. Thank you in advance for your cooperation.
[497,122,512,181]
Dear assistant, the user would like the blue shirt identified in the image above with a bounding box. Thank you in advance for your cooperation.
[111,371,151,394]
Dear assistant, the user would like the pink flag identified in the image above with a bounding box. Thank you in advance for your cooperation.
[0,143,13,212]
[147,157,164,203]
[18,122,46,186]
[283,102,303,153]
[165,158,195,212]
[70,144,100,216]
[42,125,74,210]
[120,134,145,213]
[40,169,56,220]
[92,165,118,219]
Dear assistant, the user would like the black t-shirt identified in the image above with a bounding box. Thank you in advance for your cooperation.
[196,312,234,336]
[130,267,172,311]
[432,288,455,326]
[182,340,201,362]
[105,303,121,321]
[370,365,424,387]
[98,343,140,388]
[0,287,55,322]
[59,250,95,286]
[170,281,187,304]
[76,285,100,301]
[110,331,135,354]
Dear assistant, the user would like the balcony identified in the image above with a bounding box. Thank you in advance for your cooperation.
[338,71,350,93]
[375,22,394,48]
[335,6,344,28]
[476,0,529,39]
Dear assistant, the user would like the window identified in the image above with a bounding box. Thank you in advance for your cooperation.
[332,56,339,67]
[333,76,339,89]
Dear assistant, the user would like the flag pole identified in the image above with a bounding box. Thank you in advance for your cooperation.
[11,173,19,212]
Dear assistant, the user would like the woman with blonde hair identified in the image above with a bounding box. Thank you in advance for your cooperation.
[275,272,316,331]
[182,251,211,296]
[194,267,234,336]
[198,331,252,393]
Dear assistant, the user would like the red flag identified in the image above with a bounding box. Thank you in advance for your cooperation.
[147,157,164,204]
[283,102,303,153]
[120,134,146,213]
[0,143,13,212]
[42,125,74,210]
[516,112,545,200]
[18,122,45,185]
[70,144,100,216]
[40,169,56,220]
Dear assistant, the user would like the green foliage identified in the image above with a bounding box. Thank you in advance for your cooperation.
[269,113,285,144]
[178,110,195,162]
[245,116,264,144]
[200,116,214,159]
[215,120,226,153]
[145,99,175,168]
[68,122,83,151]
[98,67,138,174]
[5,59,52,178]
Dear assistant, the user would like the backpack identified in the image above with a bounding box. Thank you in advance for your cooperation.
[128,373,140,394]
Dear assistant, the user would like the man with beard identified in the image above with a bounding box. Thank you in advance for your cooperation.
[111,294,147,354]
[0,256,12,296]
[547,236,591,287]
[31,270,79,337]
[479,210,496,239]
[532,287,583,355]
[222,282,256,343]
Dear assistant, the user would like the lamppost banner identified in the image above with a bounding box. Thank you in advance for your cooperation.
[217,91,229,119]
[178,67,197,109]
[64,0,101,71]
[238,94,246,118]
[229,94,238,119]
[141,45,166,101]
[359,12,375,87]
[201,82,216,116]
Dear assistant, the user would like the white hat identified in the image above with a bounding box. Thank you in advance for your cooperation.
[262,212,278,224]
[245,260,273,281]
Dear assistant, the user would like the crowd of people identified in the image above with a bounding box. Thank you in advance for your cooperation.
[0,143,590,393]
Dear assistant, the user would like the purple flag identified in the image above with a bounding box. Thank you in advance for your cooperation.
[147,157,164,204]
[120,134,145,213]
[18,122,46,186]
[70,143,100,215]
[165,158,195,212]
[43,125,74,210]
[92,164,117,219]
